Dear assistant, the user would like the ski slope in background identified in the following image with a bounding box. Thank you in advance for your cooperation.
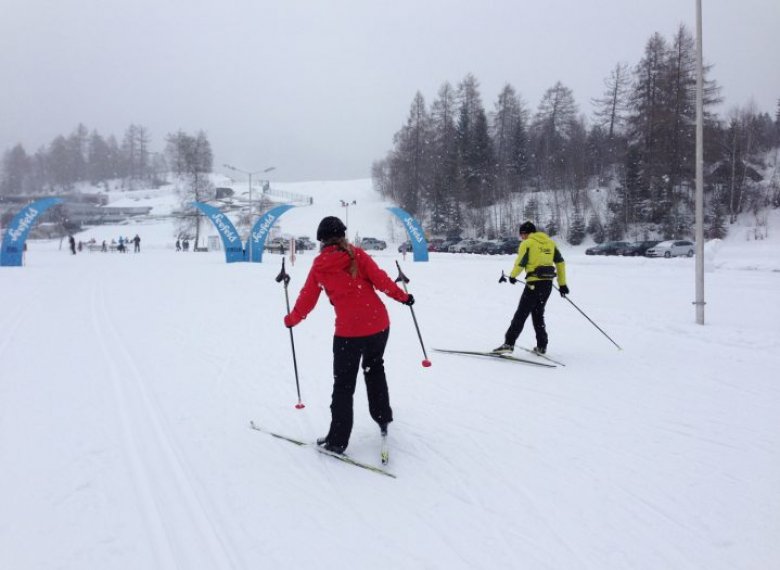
[1,179,779,569]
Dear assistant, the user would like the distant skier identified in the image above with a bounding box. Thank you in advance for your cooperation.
[493,221,568,356]
[283,216,414,454]
[68,235,76,255]
[175,239,181,252]
[133,234,141,253]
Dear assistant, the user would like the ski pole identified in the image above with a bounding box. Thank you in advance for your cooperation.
[552,285,622,351]
[395,261,431,367]
[276,259,305,409]
[498,271,621,350]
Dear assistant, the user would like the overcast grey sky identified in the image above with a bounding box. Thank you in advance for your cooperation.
[1,0,778,181]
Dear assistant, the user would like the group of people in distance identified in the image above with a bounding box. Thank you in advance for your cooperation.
[68,234,141,254]
[175,238,190,252]
[283,216,568,456]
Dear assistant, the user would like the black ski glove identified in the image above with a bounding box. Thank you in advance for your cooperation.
[509,276,518,285]
[559,285,570,297]
[403,294,415,306]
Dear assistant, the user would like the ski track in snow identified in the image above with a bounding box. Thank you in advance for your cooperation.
[90,277,240,570]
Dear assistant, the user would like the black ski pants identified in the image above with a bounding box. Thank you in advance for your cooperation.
[327,328,393,449]
[504,280,553,349]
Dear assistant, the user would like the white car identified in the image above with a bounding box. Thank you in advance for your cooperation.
[359,237,387,250]
[645,240,695,258]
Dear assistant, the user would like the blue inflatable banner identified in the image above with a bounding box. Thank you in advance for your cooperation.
[1,197,63,267]
[387,207,428,262]
[191,202,245,263]
[248,204,295,262]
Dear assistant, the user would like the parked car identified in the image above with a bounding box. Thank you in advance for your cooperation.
[439,237,462,252]
[585,243,609,255]
[427,238,446,252]
[585,241,631,255]
[398,240,412,253]
[449,238,481,253]
[462,240,488,254]
[617,240,660,256]
[476,240,503,255]
[645,240,695,258]
[264,237,289,254]
[602,241,632,255]
[295,236,316,250]
[496,237,520,254]
[360,237,387,250]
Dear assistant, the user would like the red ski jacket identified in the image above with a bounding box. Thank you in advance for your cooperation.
[284,245,410,337]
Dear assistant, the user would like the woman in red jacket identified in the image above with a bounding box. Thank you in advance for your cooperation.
[284,216,414,454]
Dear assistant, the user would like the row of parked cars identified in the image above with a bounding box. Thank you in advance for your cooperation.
[585,240,695,258]
[398,237,521,255]
[265,236,391,253]
[264,236,317,254]
[273,235,695,258]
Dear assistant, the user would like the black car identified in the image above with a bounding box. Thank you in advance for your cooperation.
[618,240,660,256]
[295,236,316,251]
[586,241,631,255]
[438,237,462,252]
[471,240,502,255]
[585,243,608,255]
[496,237,520,254]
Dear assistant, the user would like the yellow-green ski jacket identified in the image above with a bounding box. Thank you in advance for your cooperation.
[509,231,567,286]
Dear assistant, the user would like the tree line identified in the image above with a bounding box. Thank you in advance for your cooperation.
[373,25,780,243]
[0,123,215,246]
[0,124,216,195]
[0,124,166,194]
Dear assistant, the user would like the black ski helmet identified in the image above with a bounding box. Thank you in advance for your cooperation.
[518,221,536,234]
[316,216,347,241]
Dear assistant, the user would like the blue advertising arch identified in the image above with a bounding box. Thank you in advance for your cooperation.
[1,197,64,267]
[247,204,295,262]
[191,202,245,263]
[387,207,428,262]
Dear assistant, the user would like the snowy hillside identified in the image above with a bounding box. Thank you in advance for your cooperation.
[1,180,779,569]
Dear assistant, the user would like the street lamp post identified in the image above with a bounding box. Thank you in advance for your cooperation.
[223,164,275,261]
[694,0,705,324]
[340,199,356,234]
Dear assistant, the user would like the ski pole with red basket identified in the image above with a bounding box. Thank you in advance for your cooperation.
[395,261,432,368]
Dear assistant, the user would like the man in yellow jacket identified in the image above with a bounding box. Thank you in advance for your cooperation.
[493,221,569,355]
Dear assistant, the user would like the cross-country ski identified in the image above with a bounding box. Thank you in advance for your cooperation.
[516,346,566,366]
[249,421,396,478]
[434,348,557,368]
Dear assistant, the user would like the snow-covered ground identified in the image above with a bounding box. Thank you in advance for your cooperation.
[1,180,779,569]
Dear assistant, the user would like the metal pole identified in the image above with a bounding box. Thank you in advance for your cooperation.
[248,172,253,263]
[694,0,706,324]
[224,164,275,263]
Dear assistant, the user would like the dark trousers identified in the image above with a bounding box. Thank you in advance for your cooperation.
[327,328,392,448]
[504,280,553,349]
